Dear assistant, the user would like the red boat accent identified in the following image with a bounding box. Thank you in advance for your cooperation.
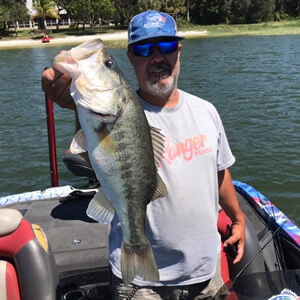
[218,209,232,283]
[0,209,59,300]
[45,94,59,187]
[4,261,21,300]
[0,219,35,258]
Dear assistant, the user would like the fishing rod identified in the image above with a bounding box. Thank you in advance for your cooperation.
[228,166,299,285]
[44,68,59,187]
[231,200,299,286]
[249,175,286,271]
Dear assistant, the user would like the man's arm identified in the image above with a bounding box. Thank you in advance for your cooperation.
[218,168,246,264]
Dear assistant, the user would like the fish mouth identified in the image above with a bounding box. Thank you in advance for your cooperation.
[90,110,116,122]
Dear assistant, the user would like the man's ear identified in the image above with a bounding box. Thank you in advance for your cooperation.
[178,43,182,58]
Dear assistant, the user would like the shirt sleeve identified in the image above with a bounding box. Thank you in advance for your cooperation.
[216,113,235,171]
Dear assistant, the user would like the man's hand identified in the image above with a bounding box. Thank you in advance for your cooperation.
[42,67,75,110]
[223,222,245,264]
[218,169,246,264]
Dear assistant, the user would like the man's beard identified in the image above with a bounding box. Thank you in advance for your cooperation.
[146,62,178,97]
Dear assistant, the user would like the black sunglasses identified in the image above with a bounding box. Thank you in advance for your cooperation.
[129,40,178,57]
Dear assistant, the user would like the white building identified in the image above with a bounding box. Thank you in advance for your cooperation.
[13,0,70,29]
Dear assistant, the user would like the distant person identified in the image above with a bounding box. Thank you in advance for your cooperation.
[42,32,50,43]
[42,10,245,300]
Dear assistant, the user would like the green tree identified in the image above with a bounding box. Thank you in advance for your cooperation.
[287,0,300,16]
[0,3,7,35]
[66,0,90,30]
[112,0,138,25]
[190,0,232,25]
[163,0,187,17]
[0,0,29,36]
[92,0,115,28]
[125,0,187,21]
[67,0,115,30]
[247,0,275,23]
[33,0,60,29]
[137,0,162,12]
[229,0,250,23]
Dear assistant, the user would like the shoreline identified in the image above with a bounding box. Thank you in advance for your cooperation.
[0,30,208,49]
[1,23,298,49]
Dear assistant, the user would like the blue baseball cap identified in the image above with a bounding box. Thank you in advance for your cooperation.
[128,10,184,45]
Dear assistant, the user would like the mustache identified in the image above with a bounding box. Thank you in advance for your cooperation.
[148,62,171,73]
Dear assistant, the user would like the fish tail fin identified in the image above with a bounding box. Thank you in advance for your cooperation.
[121,242,159,285]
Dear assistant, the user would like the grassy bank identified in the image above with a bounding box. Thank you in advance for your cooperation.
[193,19,300,37]
[0,19,299,49]
[2,25,126,40]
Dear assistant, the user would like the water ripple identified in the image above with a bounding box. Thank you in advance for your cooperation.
[0,36,299,223]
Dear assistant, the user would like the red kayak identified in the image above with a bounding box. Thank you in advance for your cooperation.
[42,36,50,43]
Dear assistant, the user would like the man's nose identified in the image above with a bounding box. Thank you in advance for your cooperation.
[150,47,165,63]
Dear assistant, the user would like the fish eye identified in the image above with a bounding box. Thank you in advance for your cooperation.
[104,59,114,69]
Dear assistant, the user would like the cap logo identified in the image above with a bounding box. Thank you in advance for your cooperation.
[128,10,183,45]
[144,14,166,29]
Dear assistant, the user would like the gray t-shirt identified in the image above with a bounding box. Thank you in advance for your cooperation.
[109,89,235,286]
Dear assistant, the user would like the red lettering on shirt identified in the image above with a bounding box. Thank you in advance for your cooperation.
[162,134,212,165]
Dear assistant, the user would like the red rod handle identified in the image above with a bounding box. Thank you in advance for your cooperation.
[45,94,59,187]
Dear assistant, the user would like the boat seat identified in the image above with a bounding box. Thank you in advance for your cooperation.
[218,209,266,282]
[218,210,231,283]
[0,209,23,237]
[0,260,21,300]
[63,152,97,179]
[0,208,60,300]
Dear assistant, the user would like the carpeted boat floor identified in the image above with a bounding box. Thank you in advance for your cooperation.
[6,194,109,273]
[5,191,266,274]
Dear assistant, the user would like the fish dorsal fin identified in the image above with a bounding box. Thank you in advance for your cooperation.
[150,127,165,169]
[152,173,168,201]
[86,190,115,224]
[149,127,168,200]
[70,129,87,154]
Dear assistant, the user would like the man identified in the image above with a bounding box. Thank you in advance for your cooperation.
[42,10,245,300]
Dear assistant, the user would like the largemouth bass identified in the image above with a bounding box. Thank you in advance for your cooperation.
[52,39,167,284]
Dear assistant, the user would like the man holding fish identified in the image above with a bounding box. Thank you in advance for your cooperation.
[42,10,245,300]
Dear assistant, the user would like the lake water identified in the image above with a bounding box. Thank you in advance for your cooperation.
[0,35,299,223]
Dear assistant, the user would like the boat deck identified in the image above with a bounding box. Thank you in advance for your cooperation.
[4,189,266,275]
[5,193,109,274]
